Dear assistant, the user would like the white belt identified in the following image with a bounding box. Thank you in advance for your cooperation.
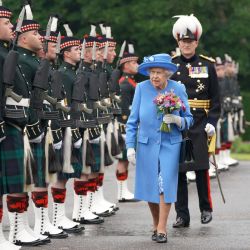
[43,100,50,105]
[6,97,29,107]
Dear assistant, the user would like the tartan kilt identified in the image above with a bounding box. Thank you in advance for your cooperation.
[67,147,83,179]
[0,124,25,195]
[91,143,101,173]
[30,139,46,187]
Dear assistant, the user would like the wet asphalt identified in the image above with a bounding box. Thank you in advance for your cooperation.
[2,161,250,250]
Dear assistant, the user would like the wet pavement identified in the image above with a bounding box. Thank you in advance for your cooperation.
[2,161,250,250]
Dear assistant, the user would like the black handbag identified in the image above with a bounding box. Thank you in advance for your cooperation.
[179,118,195,169]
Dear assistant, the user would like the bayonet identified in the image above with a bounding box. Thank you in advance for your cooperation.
[55,32,61,69]
[43,17,52,53]
[12,7,25,49]
[115,40,126,68]
[103,41,108,61]
[78,38,85,71]
[91,41,97,69]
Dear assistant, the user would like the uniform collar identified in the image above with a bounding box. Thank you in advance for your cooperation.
[180,54,197,63]
[83,61,92,68]
[61,61,77,71]
[0,40,9,49]
[122,72,135,79]
[17,46,37,57]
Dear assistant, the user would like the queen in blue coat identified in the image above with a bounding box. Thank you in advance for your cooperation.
[126,53,193,243]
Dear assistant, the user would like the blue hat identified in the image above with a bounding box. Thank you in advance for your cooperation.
[138,53,177,76]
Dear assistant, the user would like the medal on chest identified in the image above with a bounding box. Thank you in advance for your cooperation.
[189,66,208,78]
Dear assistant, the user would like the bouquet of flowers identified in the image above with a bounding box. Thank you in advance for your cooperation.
[153,90,186,132]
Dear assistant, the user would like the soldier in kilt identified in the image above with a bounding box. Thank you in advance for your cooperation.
[0,3,48,247]
[30,26,68,239]
[71,26,105,224]
[12,6,56,245]
[0,5,24,249]
[87,24,119,216]
[50,33,83,233]
[171,15,221,228]
[116,42,139,202]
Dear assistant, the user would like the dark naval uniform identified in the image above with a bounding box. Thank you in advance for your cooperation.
[171,54,221,223]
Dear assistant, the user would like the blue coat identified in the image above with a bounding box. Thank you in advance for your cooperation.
[126,79,193,203]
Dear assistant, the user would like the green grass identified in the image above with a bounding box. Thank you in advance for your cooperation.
[231,153,250,161]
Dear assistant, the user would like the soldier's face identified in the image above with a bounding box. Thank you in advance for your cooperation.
[84,47,92,63]
[0,18,14,41]
[46,42,57,61]
[67,46,80,63]
[178,39,198,58]
[23,30,43,52]
[107,47,116,63]
[124,60,138,74]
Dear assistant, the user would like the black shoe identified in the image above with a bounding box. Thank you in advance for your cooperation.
[39,237,51,244]
[15,239,43,246]
[74,216,105,224]
[118,198,140,203]
[151,230,157,241]
[94,210,115,217]
[156,233,167,243]
[61,225,84,234]
[172,217,190,228]
[43,231,68,239]
[201,211,212,224]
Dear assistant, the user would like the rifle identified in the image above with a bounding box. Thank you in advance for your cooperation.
[98,41,112,107]
[3,8,25,119]
[109,40,126,103]
[89,41,107,111]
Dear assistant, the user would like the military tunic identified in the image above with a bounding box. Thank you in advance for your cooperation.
[171,54,221,171]
[0,42,30,195]
[17,46,46,187]
[58,61,83,178]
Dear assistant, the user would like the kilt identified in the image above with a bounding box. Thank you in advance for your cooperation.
[30,139,46,187]
[70,147,83,179]
[0,124,24,195]
[91,143,101,173]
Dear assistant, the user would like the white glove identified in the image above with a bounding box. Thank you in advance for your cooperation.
[0,136,6,143]
[127,148,136,165]
[53,140,62,150]
[29,132,44,143]
[205,123,215,137]
[163,114,182,128]
[74,138,82,149]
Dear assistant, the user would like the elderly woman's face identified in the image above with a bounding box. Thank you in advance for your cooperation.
[149,68,169,89]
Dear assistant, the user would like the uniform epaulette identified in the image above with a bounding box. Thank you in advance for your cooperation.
[171,54,178,59]
[199,54,215,63]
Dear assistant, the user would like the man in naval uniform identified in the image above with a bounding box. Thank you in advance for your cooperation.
[171,14,221,228]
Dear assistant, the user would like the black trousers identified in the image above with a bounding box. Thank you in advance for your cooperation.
[175,169,213,223]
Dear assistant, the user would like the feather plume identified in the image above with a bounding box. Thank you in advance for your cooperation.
[63,23,73,37]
